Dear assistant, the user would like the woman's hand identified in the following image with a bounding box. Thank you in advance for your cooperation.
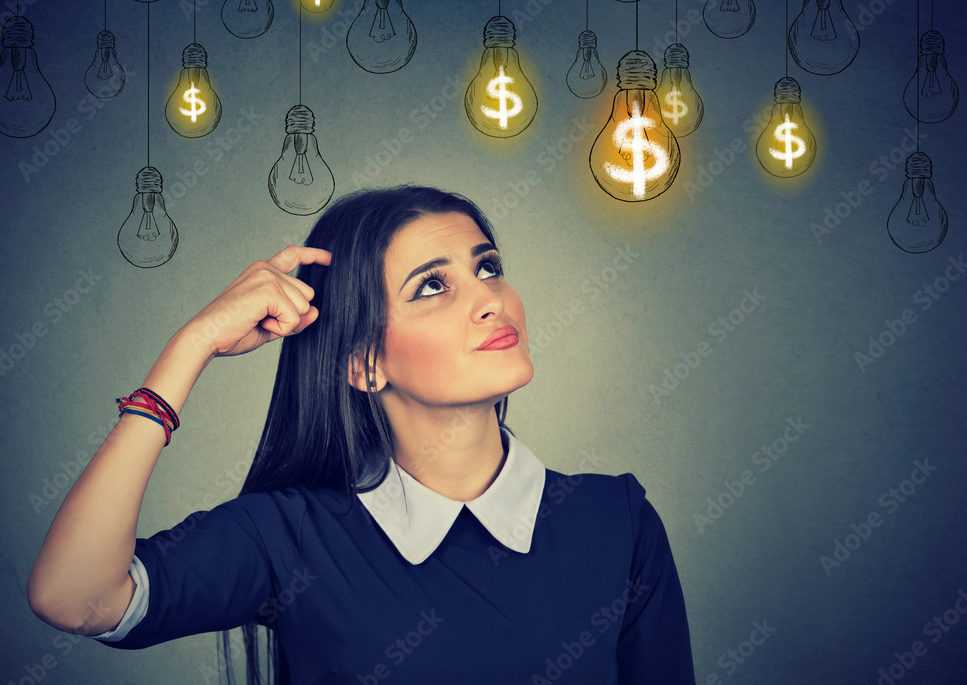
[182,245,332,359]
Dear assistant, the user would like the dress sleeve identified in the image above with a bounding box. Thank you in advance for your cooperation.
[616,474,697,685]
[90,488,305,650]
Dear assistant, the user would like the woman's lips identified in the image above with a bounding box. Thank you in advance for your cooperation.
[477,325,519,350]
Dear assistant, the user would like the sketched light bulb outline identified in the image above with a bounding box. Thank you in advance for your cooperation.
[654,43,703,137]
[566,29,607,99]
[703,0,756,39]
[84,30,125,99]
[346,0,417,73]
[755,76,817,178]
[268,104,335,215]
[118,166,179,268]
[0,15,56,138]
[903,30,959,123]
[788,0,860,75]
[588,50,681,202]
[221,0,274,39]
[887,151,948,253]
[164,43,222,138]
[465,15,538,138]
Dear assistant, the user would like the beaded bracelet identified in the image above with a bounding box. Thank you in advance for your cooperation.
[116,387,180,446]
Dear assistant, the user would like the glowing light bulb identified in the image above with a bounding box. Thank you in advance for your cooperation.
[755,76,816,178]
[268,104,335,215]
[788,0,859,75]
[589,50,681,202]
[300,0,335,13]
[84,30,125,99]
[0,15,55,138]
[566,29,607,99]
[164,43,221,138]
[465,15,538,138]
[903,30,959,124]
[346,0,417,73]
[887,152,947,253]
[703,0,756,39]
[118,167,179,268]
[654,43,703,137]
[221,0,274,39]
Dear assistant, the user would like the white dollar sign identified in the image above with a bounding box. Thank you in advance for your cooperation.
[662,89,688,125]
[481,66,523,130]
[603,100,670,200]
[768,114,806,170]
[179,82,206,123]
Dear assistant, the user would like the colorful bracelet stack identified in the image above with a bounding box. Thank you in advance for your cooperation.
[116,387,180,446]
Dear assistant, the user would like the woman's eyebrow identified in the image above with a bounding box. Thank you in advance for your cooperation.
[397,242,498,294]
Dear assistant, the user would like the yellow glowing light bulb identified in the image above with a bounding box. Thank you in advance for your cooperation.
[300,0,335,13]
[465,15,537,138]
[589,50,681,202]
[755,76,816,178]
[164,43,221,138]
[654,43,704,137]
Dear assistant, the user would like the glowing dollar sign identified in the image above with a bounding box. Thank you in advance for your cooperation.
[480,66,523,130]
[603,100,669,200]
[179,82,206,123]
[662,89,688,125]
[768,113,806,170]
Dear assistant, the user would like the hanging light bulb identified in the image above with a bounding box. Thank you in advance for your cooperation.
[887,152,947,253]
[84,30,125,99]
[788,0,859,75]
[346,0,417,73]
[654,43,703,137]
[300,0,335,13]
[118,167,179,268]
[903,30,959,123]
[268,105,335,215]
[0,15,55,138]
[589,50,681,202]
[165,43,222,138]
[755,76,816,178]
[703,0,756,39]
[221,0,274,39]
[465,15,538,138]
[566,29,607,99]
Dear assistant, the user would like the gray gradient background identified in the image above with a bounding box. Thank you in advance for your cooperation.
[2,0,966,683]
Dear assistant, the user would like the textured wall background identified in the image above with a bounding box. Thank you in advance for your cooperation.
[1,0,965,683]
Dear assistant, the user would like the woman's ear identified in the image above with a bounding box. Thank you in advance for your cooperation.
[347,347,385,393]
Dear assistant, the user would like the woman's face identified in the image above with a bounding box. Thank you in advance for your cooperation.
[372,210,533,407]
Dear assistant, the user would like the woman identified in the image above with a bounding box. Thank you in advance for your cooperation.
[27,185,696,684]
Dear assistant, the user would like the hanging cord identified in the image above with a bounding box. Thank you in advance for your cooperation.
[104,0,107,31]
[498,0,501,16]
[785,0,789,77]
[585,0,588,31]
[675,0,678,43]
[299,4,303,104]
[635,1,638,50]
[916,0,920,151]
[193,0,197,44]
[147,1,151,166]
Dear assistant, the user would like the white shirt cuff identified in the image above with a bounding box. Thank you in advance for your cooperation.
[90,554,150,642]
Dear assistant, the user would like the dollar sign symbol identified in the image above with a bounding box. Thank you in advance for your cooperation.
[768,113,806,170]
[481,66,523,130]
[179,82,207,123]
[662,89,688,125]
[603,100,670,200]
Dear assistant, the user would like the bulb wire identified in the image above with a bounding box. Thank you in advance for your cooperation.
[785,0,789,77]
[586,0,588,31]
[147,1,150,167]
[635,1,638,51]
[104,0,107,32]
[916,0,920,151]
[193,0,197,44]
[299,4,303,105]
[675,0,678,44]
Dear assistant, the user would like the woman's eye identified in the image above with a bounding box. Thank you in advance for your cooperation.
[415,260,502,299]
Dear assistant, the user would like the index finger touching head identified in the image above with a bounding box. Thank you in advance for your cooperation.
[268,245,333,274]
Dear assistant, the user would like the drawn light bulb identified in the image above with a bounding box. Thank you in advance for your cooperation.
[118,166,179,268]
[755,76,816,178]
[788,0,859,75]
[268,105,335,215]
[300,0,335,13]
[84,30,125,99]
[566,29,607,99]
[903,30,959,123]
[465,15,538,138]
[588,50,681,202]
[164,43,221,138]
[703,0,756,39]
[0,15,55,138]
[654,43,703,137]
[346,0,417,73]
[221,0,274,39]
[887,152,947,253]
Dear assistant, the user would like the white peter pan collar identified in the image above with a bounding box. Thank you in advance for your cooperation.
[356,426,547,565]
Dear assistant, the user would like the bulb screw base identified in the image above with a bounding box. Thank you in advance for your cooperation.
[136,166,163,194]
[920,30,945,55]
[483,15,516,48]
[578,29,597,49]
[774,76,802,104]
[663,43,689,69]
[905,152,933,179]
[285,105,315,134]
[182,43,208,68]
[96,30,116,49]
[2,15,33,47]
[616,50,657,90]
